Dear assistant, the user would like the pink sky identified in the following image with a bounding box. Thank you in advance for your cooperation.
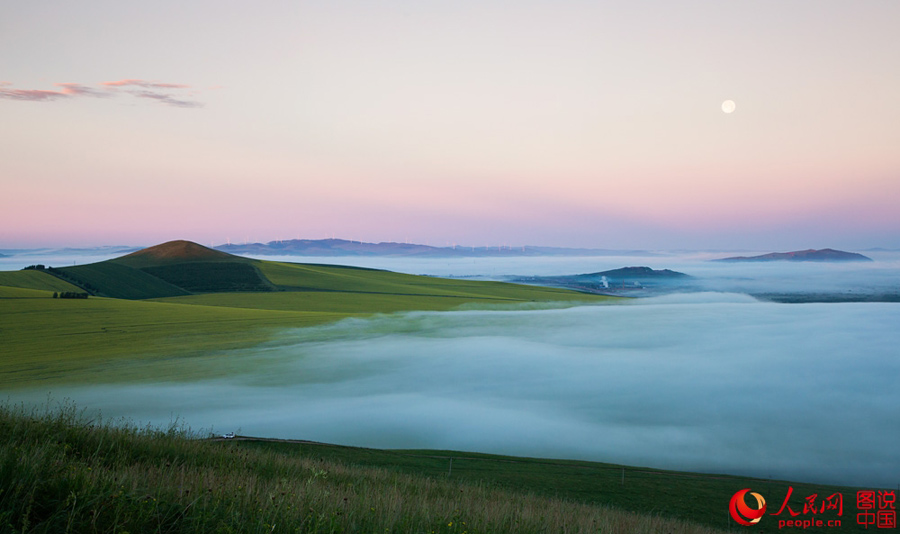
[1,1,898,250]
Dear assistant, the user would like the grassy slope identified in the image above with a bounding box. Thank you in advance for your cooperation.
[150,291,582,314]
[0,403,728,534]
[0,286,55,299]
[0,270,81,293]
[233,439,875,534]
[141,261,274,293]
[0,259,610,386]
[154,260,607,313]
[56,262,190,299]
[258,261,588,300]
[0,297,345,386]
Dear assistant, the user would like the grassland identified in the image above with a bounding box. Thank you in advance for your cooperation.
[256,261,588,300]
[142,262,274,293]
[55,262,190,299]
[0,401,729,534]
[0,242,611,386]
[0,296,348,386]
[0,288,604,386]
[0,286,55,299]
[0,270,82,293]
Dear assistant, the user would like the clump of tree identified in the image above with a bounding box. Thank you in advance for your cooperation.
[54,291,89,299]
[23,264,47,270]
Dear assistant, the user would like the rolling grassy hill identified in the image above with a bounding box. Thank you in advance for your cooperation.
[2,240,609,306]
[0,240,611,386]
[23,240,602,302]
[46,240,254,298]
[54,261,191,299]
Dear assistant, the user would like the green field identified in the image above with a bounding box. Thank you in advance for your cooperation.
[0,296,345,385]
[0,270,82,293]
[0,241,611,386]
[0,285,55,299]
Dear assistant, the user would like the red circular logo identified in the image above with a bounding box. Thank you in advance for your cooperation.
[730,489,767,526]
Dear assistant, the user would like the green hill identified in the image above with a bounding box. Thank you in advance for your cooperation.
[11,241,268,298]
[0,240,612,385]
[58,240,259,298]
[112,239,241,268]
[55,261,191,299]
[3,240,604,303]
[141,261,274,293]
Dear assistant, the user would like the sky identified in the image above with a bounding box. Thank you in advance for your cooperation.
[2,1,899,250]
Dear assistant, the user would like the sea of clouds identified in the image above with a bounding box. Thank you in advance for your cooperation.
[11,292,900,488]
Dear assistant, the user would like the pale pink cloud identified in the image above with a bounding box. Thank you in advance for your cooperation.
[101,79,190,89]
[0,82,112,101]
[0,80,203,107]
[56,83,112,98]
[101,79,201,107]
[0,87,70,101]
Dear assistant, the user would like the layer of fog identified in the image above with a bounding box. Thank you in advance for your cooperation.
[12,295,900,487]
[5,250,900,298]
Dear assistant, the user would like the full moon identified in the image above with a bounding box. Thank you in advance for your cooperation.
[721,100,736,113]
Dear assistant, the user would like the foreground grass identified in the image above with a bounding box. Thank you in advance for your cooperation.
[0,402,726,534]
[248,442,879,533]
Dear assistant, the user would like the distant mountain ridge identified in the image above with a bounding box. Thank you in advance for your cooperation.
[215,238,657,257]
[715,248,873,262]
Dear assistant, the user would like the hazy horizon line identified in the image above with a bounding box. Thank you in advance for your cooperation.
[1,236,894,255]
